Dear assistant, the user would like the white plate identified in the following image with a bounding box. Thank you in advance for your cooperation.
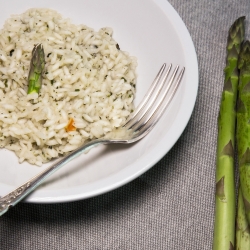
[0,0,198,203]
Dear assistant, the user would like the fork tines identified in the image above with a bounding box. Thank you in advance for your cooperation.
[124,63,185,135]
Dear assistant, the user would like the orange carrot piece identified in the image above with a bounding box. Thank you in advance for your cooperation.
[65,118,76,132]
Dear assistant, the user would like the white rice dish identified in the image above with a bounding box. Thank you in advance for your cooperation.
[0,8,137,166]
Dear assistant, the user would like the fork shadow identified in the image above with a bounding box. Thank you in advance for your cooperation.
[42,142,137,187]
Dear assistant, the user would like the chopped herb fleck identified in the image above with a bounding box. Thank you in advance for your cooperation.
[47,53,52,57]
[121,77,127,82]
[116,44,120,50]
[75,89,80,92]
[10,49,14,57]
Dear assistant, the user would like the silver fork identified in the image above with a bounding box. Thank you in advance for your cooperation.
[0,63,185,216]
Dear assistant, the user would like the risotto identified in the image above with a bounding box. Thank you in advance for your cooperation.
[0,8,137,165]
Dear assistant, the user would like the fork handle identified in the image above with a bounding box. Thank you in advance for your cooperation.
[0,139,109,216]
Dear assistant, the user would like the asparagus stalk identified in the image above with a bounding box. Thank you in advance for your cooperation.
[27,43,45,94]
[236,185,250,249]
[237,40,250,226]
[213,16,245,250]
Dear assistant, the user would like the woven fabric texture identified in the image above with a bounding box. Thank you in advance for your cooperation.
[1,0,250,249]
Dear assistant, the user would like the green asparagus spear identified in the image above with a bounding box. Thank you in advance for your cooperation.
[213,16,245,250]
[236,185,250,249]
[27,43,45,94]
[237,40,250,226]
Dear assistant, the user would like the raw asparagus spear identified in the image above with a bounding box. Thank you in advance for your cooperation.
[236,186,250,249]
[27,43,45,94]
[237,40,250,225]
[213,16,245,250]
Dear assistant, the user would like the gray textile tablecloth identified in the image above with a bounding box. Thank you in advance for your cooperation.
[1,1,250,249]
